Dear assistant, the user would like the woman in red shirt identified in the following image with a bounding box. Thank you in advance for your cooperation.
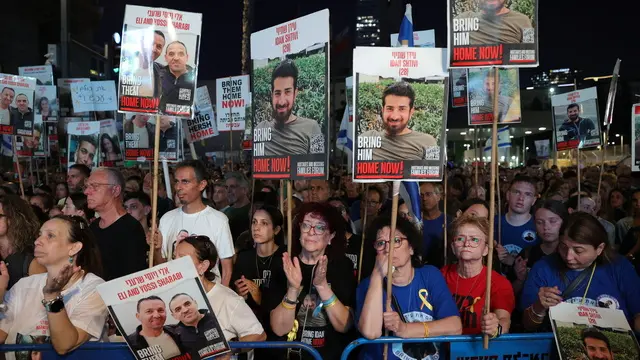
[441,215,515,336]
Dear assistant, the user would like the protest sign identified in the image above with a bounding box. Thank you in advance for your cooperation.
[450,68,468,108]
[195,86,212,112]
[15,115,45,157]
[0,74,37,136]
[18,65,54,85]
[183,108,218,143]
[34,85,58,120]
[552,87,600,151]
[58,78,91,117]
[216,75,249,132]
[390,29,435,48]
[97,257,231,360]
[448,0,538,67]
[118,5,202,117]
[550,302,640,360]
[100,118,123,166]
[124,113,180,161]
[353,47,448,181]
[535,139,550,159]
[467,68,521,125]
[250,9,330,179]
[67,121,100,169]
[71,81,118,113]
[633,104,640,172]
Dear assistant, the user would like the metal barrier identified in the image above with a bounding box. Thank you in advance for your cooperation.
[340,333,556,360]
[0,341,323,360]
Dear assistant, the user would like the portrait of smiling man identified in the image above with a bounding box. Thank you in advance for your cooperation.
[255,59,324,156]
[160,40,196,114]
[358,81,437,161]
[126,296,185,359]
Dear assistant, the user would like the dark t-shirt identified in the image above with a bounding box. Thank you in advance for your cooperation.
[224,204,251,241]
[263,254,356,360]
[90,213,148,281]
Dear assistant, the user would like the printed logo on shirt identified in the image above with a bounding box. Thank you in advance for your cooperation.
[454,294,482,330]
[522,230,537,243]
[504,244,523,256]
[392,312,439,360]
[596,294,620,309]
[253,270,272,289]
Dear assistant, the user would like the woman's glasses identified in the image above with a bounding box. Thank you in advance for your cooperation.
[300,222,327,235]
[373,236,407,251]
[452,235,485,248]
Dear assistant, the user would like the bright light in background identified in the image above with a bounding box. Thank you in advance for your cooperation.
[526,147,529,150]
[525,131,532,134]
[526,86,534,90]
[460,132,466,135]
[469,128,474,132]
[112,32,121,44]
[616,134,620,137]
[446,129,449,132]
[510,135,514,139]
[538,127,546,131]
[549,88,555,93]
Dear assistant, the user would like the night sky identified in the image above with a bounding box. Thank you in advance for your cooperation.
[97,0,639,82]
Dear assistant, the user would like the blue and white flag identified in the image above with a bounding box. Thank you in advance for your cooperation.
[400,182,422,230]
[397,4,414,47]
[0,135,12,157]
[483,126,512,152]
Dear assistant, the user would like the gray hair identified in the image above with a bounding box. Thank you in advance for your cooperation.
[224,172,249,189]
[96,167,125,200]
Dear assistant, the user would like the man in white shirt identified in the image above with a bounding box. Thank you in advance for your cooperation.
[151,160,234,286]
[127,296,184,359]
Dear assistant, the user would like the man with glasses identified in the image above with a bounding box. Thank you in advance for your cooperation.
[496,176,538,266]
[354,186,384,235]
[86,167,148,280]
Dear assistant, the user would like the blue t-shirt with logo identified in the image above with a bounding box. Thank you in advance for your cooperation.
[520,255,640,325]
[496,214,538,256]
[356,265,460,360]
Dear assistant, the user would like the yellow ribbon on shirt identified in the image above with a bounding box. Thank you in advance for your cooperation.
[418,289,433,311]
[467,297,482,314]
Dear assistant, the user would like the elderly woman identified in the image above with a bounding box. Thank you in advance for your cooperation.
[442,215,514,336]
[357,216,461,360]
[267,202,355,360]
[521,212,640,332]
[0,215,107,357]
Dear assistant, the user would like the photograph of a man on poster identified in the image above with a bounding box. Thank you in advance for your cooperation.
[70,135,98,169]
[358,81,438,161]
[453,0,534,44]
[558,103,598,144]
[254,59,324,156]
[160,41,196,114]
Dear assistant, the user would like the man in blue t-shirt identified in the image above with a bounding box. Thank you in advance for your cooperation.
[421,182,451,266]
[496,175,538,266]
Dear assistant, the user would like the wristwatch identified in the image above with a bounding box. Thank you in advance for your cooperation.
[42,295,65,313]
[283,295,299,305]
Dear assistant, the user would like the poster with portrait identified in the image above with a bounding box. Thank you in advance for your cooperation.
[15,115,45,157]
[534,139,550,159]
[216,75,249,132]
[390,29,435,48]
[118,5,202,117]
[467,68,521,125]
[18,65,54,85]
[353,46,448,181]
[124,113,179,161]
[551,87,601,151]
[58,78,91,117]
[250,9,330,180]
[633,104,640,172]
[550,302,640,360]
[97,257,230,360]
[67,121,100,170]
[450,68,468,108]
[448,0,538,67]
[35,85,58,120]
[100,118,123,166]
[0,74,37,136]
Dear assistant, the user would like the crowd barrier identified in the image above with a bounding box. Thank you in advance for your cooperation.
[0,341,323,360]
[340,333,556,360]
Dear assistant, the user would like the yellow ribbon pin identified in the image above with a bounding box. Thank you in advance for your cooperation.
[467,297,482,314]
[287,320,299,342]
[418,289,433,311]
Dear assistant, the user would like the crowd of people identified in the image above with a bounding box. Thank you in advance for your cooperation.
[0,159,638,360]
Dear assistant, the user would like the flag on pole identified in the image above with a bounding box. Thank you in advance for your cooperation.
[483,126,512,151]
[400,182,422,229]
[397,4,414,47]
[336,106,352,152]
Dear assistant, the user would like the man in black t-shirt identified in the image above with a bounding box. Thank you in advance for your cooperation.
[85,167,148,280]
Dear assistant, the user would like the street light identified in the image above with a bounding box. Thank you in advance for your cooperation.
[549,88,555,93]
[112,32,121,44]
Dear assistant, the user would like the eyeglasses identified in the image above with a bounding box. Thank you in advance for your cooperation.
[373,236,408,251]
[83,182,115,192]
[453,235,485,248]
[300,222,327,235]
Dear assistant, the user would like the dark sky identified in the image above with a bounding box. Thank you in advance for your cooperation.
[98,0,639,81]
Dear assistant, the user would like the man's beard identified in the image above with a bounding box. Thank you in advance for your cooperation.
[384,119,407,137]
[569,114,579,121]
[272,106,293,126]
[480,0,505,13]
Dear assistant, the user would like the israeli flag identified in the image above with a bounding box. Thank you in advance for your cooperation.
[0,135,12,157]
[397,4,414,47]
[400,182,422,230]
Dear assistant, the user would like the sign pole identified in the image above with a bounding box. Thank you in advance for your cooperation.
[149,115,162,268]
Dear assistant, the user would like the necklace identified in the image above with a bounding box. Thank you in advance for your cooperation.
[454,264,484,312]
[255,248,275,280]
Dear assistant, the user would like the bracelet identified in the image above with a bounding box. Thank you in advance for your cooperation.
[527,308,543,324]
[490,327,499,339]
[530,305,546,318]
[280,301,296,310]
[323,295,338,309]
[422,322,430,338]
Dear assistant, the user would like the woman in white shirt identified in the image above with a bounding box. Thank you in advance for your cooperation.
[0,215,108,358]
[174,235,266,358]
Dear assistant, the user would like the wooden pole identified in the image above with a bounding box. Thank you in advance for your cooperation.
[287,180,293,254]
[357,184,370,283]
[13,137,25,197]
[43,124,49,185]
[443,166,448,265]
[280,180,285,217]
[483,67,499,349]
[474,129,479,185]
[149,115,162,268]
[383,181,401,360]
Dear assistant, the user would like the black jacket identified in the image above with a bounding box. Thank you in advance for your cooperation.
[160,65,195,115]
[10,107,34,134]
[176,310,225,357]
